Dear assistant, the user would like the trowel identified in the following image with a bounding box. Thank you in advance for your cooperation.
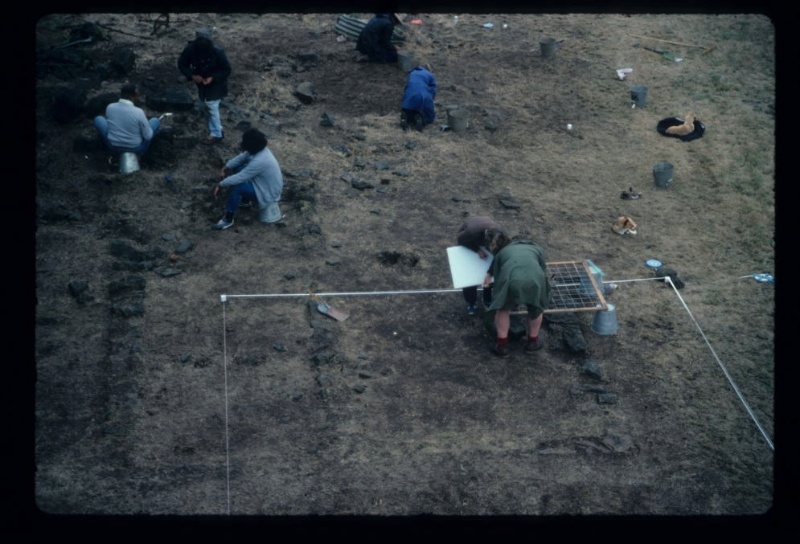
[312,294,349,321]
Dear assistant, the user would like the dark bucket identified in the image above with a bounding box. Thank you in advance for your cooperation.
[447,108,469,132]
[653,162,674,188]
[539,37,557,58]
[630,85,648,108]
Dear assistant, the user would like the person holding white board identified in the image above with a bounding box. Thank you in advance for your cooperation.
[456,216,500,315]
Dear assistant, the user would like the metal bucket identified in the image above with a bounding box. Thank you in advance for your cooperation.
[119,152,140,174]
[539,37,557,58]
[653,162,674,188]
[447,108,469,132]
[591,303,619,335]
[398,50,416,72]
[259,201,283,223]
[630,85,648,108]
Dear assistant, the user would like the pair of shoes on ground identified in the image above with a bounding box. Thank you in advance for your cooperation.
[466,304,477,315]
[491,334,545,358]
[202,132,225,145]
[212,217,234,230]
[239,199,253,209]
[621,187,641,200]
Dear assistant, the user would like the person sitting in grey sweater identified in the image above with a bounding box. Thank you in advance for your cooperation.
[211,128,284,230]
[93,83,160,155]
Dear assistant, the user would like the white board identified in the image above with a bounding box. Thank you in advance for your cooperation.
[447,246,493,289]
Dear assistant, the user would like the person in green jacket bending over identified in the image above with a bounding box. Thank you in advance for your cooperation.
[483,229,552,358]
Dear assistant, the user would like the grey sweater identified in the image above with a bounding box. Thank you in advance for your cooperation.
[221,148,284,206]
[105,99,153,148]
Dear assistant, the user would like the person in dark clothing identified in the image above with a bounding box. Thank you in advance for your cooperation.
[355,13,401,63]
[178,28,232,144]
[401,64,437,131]
[483,229,552,358]
[456,216,500,315]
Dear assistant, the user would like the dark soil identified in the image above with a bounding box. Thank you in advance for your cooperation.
[31,11,780,523]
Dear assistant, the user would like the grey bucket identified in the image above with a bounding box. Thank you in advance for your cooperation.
[630,85,648,108]
[398,50,416,72]
[259,201,283,223]
[591,303,619,335]
[447,108,469,132]
[653,162,674,188]
[539,37,557,58]
[119,152,140,174]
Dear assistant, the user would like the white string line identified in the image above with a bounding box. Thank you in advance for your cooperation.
[221,300,232,515]
[662,276,775,451]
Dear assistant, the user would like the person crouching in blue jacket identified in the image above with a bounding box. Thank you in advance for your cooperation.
[400,64,437,131]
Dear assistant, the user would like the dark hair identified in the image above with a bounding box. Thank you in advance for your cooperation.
[241,128,268,154]
[120,84,137,99]
[485,228,512,255]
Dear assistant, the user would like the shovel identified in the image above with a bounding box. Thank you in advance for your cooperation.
[312,294,349,321]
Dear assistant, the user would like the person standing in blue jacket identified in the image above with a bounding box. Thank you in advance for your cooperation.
[401,64,437,131]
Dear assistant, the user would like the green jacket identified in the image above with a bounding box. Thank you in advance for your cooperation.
[487,241,551,315]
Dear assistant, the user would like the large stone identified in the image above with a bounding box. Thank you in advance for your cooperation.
[110,47,136,76]
[145,89,196,112]
[294,81,315,104]
[52,86,87,124]
[84,92,119,118]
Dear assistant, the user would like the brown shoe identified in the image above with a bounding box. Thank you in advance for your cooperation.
[524,335,544,353]
[491,343,510,358]
[202,134,224,145]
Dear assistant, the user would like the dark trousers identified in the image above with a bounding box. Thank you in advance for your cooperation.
[463,285,492,307]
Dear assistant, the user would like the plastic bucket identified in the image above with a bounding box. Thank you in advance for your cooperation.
[447,108,469,132]
[653,162,674,188]
[539,37,557,58]
[259,201,283,223]
[630,85,648,108]
[119,152,140,174]
[591,303,619,335]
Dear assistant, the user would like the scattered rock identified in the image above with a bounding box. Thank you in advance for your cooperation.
[272,342,287,352]
[145,88,195,112]
[320,112,334,127]
[351,178,374,190]
[499,199,521,209]
[353,384,367,393]
[374,160,390,170]
[563,326,587,352]
[294,81,315,104]
[52,86,87,124]
[110,47,136,76]
[180,353,192,363]
[392,168,411,177]
[158,268,182,277]
[580,358,603,380]
[598,393,618,404]
[174,240,194,254]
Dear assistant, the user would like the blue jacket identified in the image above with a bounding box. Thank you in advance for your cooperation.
[401,67,437,125]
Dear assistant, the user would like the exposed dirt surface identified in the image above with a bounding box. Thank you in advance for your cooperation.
[33,12,779,522]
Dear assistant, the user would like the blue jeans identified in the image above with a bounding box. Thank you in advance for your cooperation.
[94,116,160,155]
[205,99,222,138]
[226,181,257,214]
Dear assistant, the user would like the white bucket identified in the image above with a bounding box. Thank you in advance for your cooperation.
[259,201,283,223]
[119,152,140,174]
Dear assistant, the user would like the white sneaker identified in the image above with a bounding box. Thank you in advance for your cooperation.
[212,217,234,230]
